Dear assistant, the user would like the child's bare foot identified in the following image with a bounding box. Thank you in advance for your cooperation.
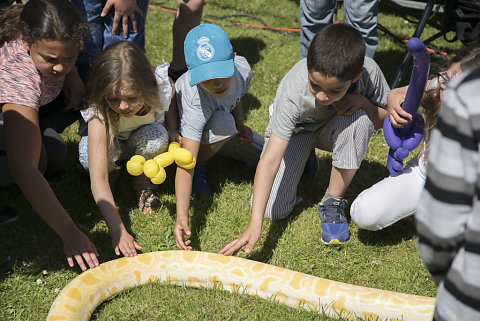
[132,175,160,214]
[137,189,160,214]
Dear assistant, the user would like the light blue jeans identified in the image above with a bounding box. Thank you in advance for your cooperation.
[72,0,148,80]
[300,0,378,59]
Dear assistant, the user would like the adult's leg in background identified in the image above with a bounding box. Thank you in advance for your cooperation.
[344,0,379,58]
[299,0,336,59]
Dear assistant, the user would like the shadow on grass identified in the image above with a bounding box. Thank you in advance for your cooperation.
[188,195,214,251]
[236,156,333,263]
[357,220,416,246]
[184,156,257,251]
[230,37,266,66]
[247,209,301,263]
[345,158,389,206]
[242,93,262,117]
[0,140,147,279]
[199,152,401,262]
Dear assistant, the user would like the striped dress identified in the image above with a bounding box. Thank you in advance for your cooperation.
[417,67,480,321]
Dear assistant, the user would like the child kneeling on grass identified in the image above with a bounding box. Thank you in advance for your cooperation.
[0,0,98,271]
[220,23,390,254]
[173,24,264,250]
[78,41,175,256]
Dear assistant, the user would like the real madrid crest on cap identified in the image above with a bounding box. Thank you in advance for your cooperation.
[196,36,215,62]
[184,24,234,86]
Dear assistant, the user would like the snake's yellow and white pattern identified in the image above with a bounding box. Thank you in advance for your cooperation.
[47,251,434,321]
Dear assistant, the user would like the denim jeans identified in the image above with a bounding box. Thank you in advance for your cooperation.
[300,0,378,59]
[72,0,149,81]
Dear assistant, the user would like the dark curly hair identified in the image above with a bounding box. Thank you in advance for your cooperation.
[0,0,87,45]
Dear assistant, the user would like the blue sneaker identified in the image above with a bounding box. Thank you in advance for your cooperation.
[318,197,350,245]
[192,165,212,196]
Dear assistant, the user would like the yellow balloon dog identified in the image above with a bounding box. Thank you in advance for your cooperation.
[47,251,434,321]
[126,142,196,184]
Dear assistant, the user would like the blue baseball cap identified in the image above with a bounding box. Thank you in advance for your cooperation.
[184,24,234,86]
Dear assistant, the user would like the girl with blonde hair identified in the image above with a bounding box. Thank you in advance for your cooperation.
[78,40,175,257]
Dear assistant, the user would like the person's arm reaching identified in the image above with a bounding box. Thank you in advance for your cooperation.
[219,133,288,255]
[2,103,99,271]
[174,137,200,250]
[87,117,142,257]
[231,101,253,145]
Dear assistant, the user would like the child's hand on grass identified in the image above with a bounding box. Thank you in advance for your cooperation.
[111,228,142,257]
[62,226,99,271]
[219,224,262,256]
[174,218,192,250]
[237,125,253,145]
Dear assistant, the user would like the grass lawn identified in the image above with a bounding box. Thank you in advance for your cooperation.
[0,1,463,320]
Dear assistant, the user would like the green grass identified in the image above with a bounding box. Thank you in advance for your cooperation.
[0,1,463,320]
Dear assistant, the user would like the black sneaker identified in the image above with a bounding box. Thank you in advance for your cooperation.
[0,204,18,226]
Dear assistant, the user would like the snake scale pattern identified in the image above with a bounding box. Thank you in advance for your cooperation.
[47,251,435,321]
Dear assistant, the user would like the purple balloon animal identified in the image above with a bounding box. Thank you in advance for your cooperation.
[383,38,430,176]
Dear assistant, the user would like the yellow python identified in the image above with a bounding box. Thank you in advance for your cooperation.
[47,251,434,321]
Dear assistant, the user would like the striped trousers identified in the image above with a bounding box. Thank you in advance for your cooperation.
[262,109,374,220]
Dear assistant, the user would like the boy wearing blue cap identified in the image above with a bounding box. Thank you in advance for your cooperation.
[220,23,390,254]
[172,24,263,250]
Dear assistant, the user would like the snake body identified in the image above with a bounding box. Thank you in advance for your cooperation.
[47,251,434,321]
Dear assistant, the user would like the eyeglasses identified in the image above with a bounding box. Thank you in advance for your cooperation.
[437,69,458,90]
[437,71,449,90]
